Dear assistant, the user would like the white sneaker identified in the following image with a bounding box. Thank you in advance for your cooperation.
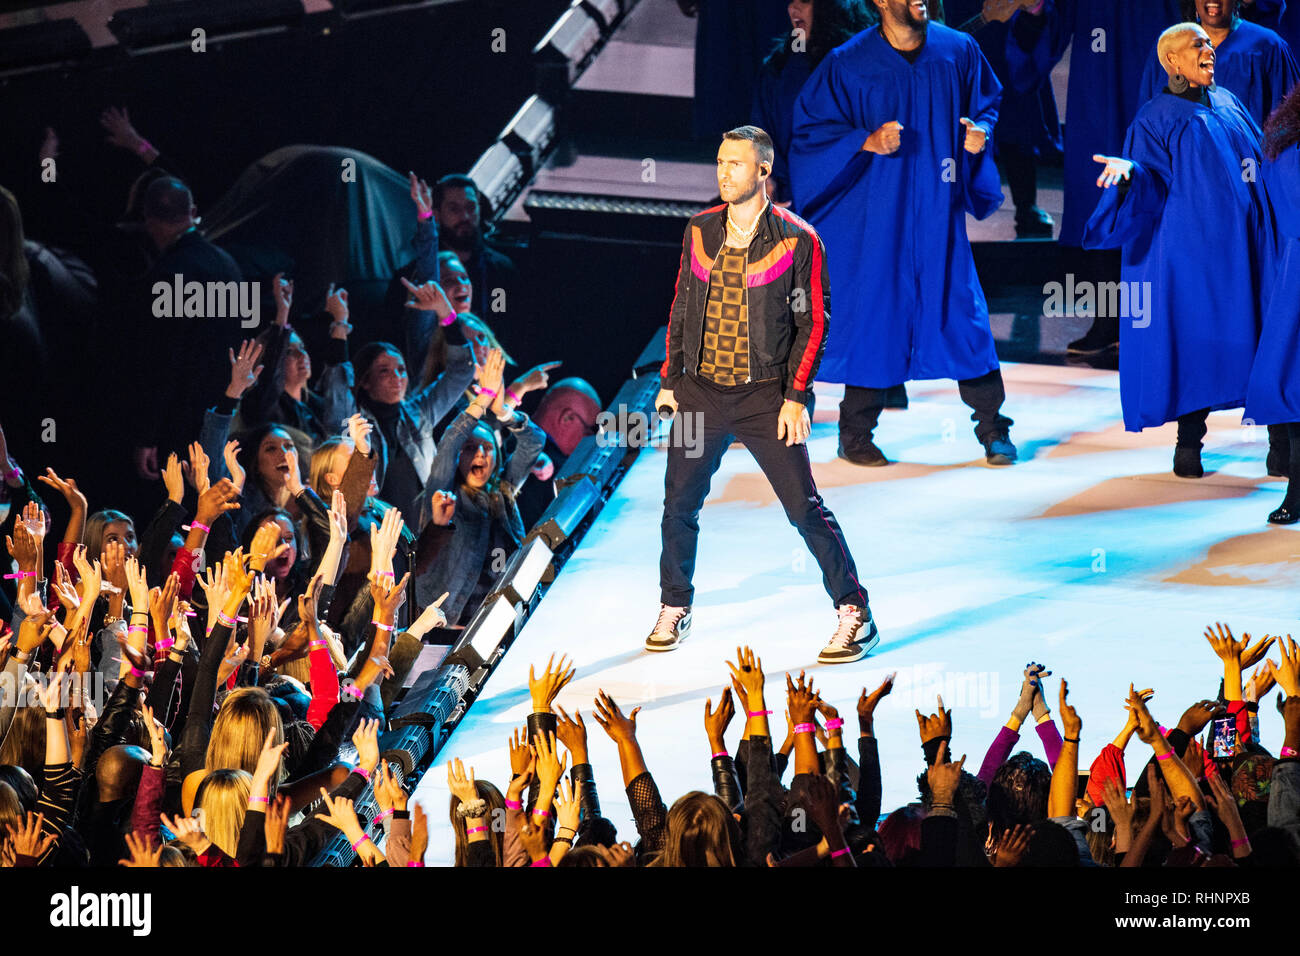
[817,604,879,664]
[645,604,692,652]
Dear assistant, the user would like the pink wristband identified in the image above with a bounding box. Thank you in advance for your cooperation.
[2,571,34,579]
[156,638,174,651]
[830,846,851,859]
[1156,751,1173,761]
[824,718,845,731]
[794,723,816,734]
[373,808,394,826]
[711,751,729,759]
[373,621,394,633]
[1281,746,1299,758]
[249,796,269,806]
[1231,837,1250,848]
[440,312,456,327]
[506,390,522,405]
[128,624,148,635]
[418,209,433,220]
[351,835,371,852]
[188,521,211,534]
[216,611,237,628]
[505,799,522,810]
[129,667,146,678]
[466,825,487,835]
[352,765,370,780]
[747,710,773,717]
[477,387,498,398]
[407,861,425,867]
[530,857,552,867]
[532,808,550,818]
[310,639,327,649]
[136,138,154,156]
[342,684,364,700]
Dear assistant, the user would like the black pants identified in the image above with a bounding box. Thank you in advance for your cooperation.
[999,142,1038,218]
[838,368,1014,449]
[660,375,868,609]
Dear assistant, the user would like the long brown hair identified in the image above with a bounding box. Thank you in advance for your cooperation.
[650,791,740,867]
[450,779,506,866]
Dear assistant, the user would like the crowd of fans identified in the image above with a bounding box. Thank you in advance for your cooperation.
[0,92,614,866]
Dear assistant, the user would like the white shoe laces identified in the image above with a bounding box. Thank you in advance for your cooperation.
[827,605,863,648]
[654,604,687,634]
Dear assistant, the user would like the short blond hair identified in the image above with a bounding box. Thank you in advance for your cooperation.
[1157,22,1206,77]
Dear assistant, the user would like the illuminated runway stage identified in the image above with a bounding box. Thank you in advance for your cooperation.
[413,363,1298,865]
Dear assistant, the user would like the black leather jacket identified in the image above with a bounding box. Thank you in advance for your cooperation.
[659,202,831,405]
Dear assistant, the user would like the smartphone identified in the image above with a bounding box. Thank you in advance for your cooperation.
[1211,716,1238,759]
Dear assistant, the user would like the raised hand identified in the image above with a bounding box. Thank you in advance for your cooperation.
[508,361,562,399]
[160,813,207,853]
[553,775,581,837]
[532,730,568,795]
[194,478,240,530]
[374,761,408,815]
[118,831,163,868]
[222,440,245,494]
[99,105,148,154]
[184,441,211,496]
[1265,635,1300,697]
[351,717,381,775]
[703,687,735,752]
[37,467,87,515]
[265,795,291,856]
[226,339,265,399]
[249,520,290,573]
[592,689,640,744]
[857,673,895,730]
[368,505,404,578]
[344,413,372,456]
[5,812,56,862]
[726,645,766,700]
[407,593,449,638]
[446,757,479,805]
[401,277,455,319]
[409,802,429,866]
[368,570,410,621]
[1126,684,1163,745]
[141,701,168,767]
[785,670,819,725]
[1174,697,1224,737]
[409,171,433,218]
[1058,678,1081,739]
[528,653,575,714]
[926,739,967,803]
[555,705,589,764]
[915,694,953,745]
[271,272,293,323]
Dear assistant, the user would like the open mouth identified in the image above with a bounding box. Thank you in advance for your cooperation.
[470,461,491,481]
[1204,2,1222,15]
[452,291,471,308]
[910,0,928,15]
[791,17,805,30]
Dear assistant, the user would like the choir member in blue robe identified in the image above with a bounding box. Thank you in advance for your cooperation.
[1006,0,1181,354]
[946,0,1061,236]
[752,0,877,205]
[1242,0,1300,59]
[1083,24,1279,478]
[680,0,791,141]
[1244,84,1300,521]
[1140,2,1300,127]
[791,0,1018,466]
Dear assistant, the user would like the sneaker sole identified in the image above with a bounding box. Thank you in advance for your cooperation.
[1065,343,1119,356]
[645,619,691,652]
[817,621,880,665]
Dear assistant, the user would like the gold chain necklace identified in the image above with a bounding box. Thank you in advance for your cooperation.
[726,201,767,246]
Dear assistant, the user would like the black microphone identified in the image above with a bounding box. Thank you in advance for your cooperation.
[658,405,675,421]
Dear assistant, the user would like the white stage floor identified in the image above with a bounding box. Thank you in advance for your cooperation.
[412,363,1297,865]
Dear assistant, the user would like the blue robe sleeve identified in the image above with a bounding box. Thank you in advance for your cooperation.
[1265,143,1300,240]
[1005,0,1075,94]
[962,33,1006,221]
[1081,115,1171,249]
[1267,36,1300,116]
[790,54,875,215]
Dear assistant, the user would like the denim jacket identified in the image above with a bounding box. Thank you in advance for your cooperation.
[412,406,545,624]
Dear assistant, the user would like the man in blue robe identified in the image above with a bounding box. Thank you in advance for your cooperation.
[1140,1,1300,127]
[1006,0,1182,355]
[791,0,1017,466]
[1084,23,1279,477]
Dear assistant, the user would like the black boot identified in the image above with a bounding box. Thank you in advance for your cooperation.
[1174,408,1209,478]
[960,369,1017,465]
[1267,424,1290,478]
[839,386,889,466]
[1269,422,1300,523]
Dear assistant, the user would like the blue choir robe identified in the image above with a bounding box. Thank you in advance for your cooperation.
[693,0,790,140]
[1139,20,1300,128]
[1243,0,1300,59]
[1005,0,1182,247]
[790,23,1004,388]
[1245,142,1300,424]
[1081,88,1277,432]
[751,51,813,205]
[945,0,1060,152]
